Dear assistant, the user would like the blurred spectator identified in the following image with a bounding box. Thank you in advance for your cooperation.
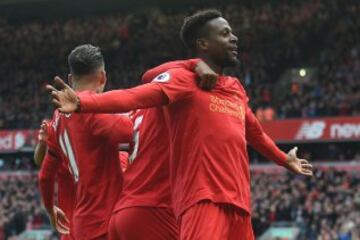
[0,175,49,239]
[1,169,359,238]
[251,169,360,239]
[0,0,358,129]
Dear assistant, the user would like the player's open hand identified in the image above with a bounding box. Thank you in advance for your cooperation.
[285,147,313,176]
[46,76,79,113]
[49,206,70,235]
[195,61,218,90]
[38,120,49,142]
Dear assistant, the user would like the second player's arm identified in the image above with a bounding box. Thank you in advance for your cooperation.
[245,107,288,166]
[245,107,313,175]
[34,141,47,167]
[49,68,196,114]
[80,83,169,113]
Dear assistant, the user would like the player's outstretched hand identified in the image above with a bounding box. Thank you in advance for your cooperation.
[46,76,79,113]
[38,120,49,142]
[285,147,313,176]
[195,61,218,91]
[49,206,70,235]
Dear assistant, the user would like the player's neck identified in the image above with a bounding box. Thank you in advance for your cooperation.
[198,56,223,74]
[72,78,98,92]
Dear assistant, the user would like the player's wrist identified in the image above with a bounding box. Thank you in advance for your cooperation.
[75,95,81,112]
[38,138,47,144]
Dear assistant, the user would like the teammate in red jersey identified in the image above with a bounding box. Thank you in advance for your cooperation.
[37,122,129,239]
[43,44,133,240]
[48,10,313,240]
[38,115,76,239]
[108,59,212,240]
[35,120,75,239]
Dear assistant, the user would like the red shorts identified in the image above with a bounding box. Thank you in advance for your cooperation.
[108,207,179,240]
[179,200,254,240]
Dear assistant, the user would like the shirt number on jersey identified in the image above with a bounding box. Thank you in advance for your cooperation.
[59,129,79,182]
[128,115,144,164]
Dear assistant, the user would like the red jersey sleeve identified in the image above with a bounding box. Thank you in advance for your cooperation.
[89,114,134,144]
[245,106,288,166]
[38,140,62,212]
[142,59,200,83]
[80,83,168,113]
[153,68,197,104]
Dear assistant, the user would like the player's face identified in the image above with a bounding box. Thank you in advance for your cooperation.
[204,17,239,67]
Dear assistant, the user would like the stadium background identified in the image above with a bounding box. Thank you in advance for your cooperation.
[0,0,359,239]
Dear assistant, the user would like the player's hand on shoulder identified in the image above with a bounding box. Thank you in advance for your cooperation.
[38,120,49,142]
[195,60,218,91]
[285,147,313,176]
[49,205,70,235]
[46,76,79,113]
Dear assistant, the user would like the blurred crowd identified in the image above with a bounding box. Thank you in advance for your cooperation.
[1,169,359,239]
[0,175,48,239]
[0,155,35,172]
[252,169,360,239]
[0,0,359,129]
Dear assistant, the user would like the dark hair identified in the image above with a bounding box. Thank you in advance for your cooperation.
[180,9,222,50]
[68,44,104,76]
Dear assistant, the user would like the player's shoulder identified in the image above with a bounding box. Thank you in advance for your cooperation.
[152,68,195,83]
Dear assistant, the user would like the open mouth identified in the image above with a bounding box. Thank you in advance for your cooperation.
[229,48,238,57]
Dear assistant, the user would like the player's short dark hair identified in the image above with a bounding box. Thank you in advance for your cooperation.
[180,9,222,50]
[68,44,104,77]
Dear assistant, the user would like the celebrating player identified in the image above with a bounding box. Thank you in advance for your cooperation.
[108,59,215,240]
[47,10,313,240]
[41,44,133,240]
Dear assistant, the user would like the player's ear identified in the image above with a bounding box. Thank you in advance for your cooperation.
[68,74,73,87]
[196,38,209,51]
[100,69,107,86]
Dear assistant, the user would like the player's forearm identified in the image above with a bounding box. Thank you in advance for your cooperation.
[248,133,288,166]
[246,108,287,166]
[38,171,55,211]
[142,59,200,83]
[34,142,47,167]
[38,153,60,211]
[80,84,168,113]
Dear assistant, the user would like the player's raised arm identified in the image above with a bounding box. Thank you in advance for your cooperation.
[34,120,49,167]
[245,106,313,176]
[47,76,168,114]
[47,66,200,114]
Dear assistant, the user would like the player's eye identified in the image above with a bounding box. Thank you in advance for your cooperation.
[223,29,230,36]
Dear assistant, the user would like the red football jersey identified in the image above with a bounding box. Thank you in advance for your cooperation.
[79,64,287,219]
[114,60,198,211]
[39,115,76,238]
[48,91,133,239]
[119,151,129,172]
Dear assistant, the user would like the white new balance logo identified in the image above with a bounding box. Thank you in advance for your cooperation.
[295,121,326,140]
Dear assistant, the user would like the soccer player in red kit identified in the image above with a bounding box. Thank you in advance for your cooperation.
[108,59,210,240]
[44,44,133,240]
[48,10,313,240]
[36,120,75,239]
[37,123,129,239]
[38,115,75,239]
